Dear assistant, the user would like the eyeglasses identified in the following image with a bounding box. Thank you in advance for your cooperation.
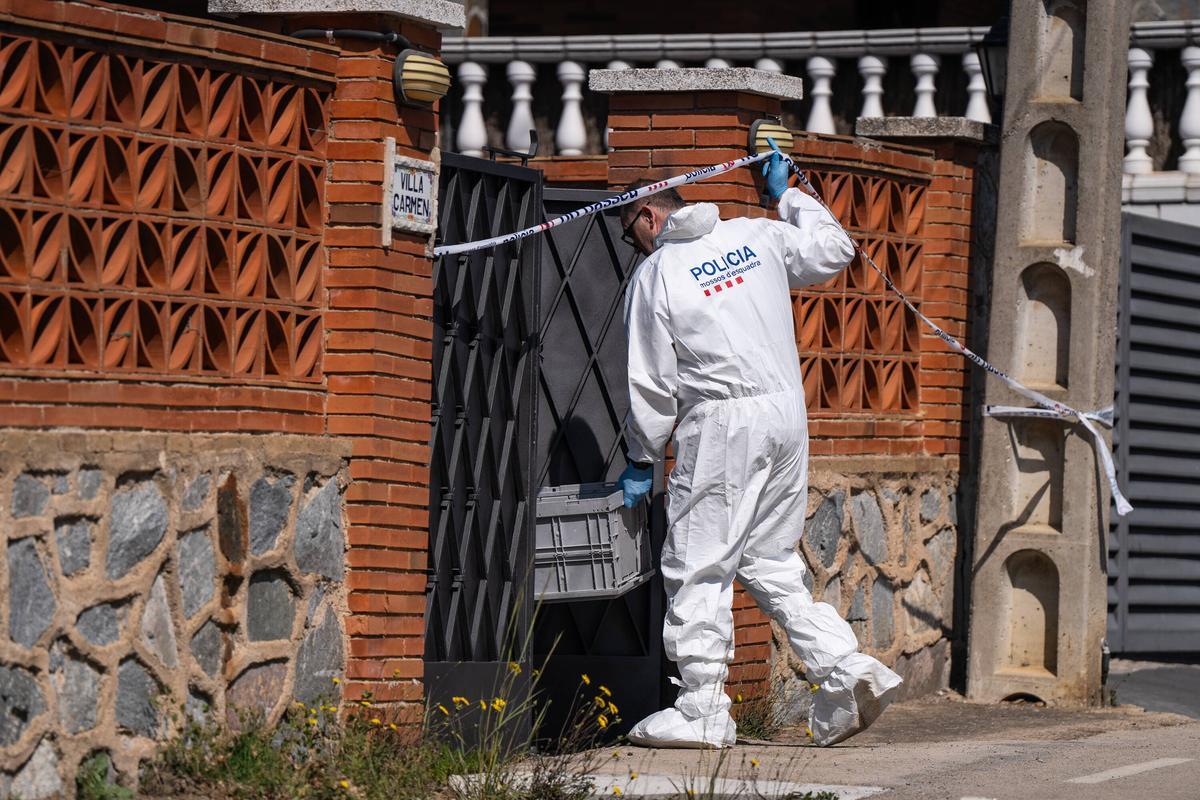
[620,211,643,248]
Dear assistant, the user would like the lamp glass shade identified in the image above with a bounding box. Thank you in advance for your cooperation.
[394,49,451,107]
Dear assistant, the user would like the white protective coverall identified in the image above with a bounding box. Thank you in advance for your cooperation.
[623,187,902,748]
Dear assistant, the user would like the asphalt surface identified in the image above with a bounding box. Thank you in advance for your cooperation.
[575,664,1200,799]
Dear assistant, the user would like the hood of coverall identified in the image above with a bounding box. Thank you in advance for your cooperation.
[654,203,720,247]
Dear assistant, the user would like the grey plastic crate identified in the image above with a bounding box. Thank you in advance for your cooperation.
[534,482,652,602]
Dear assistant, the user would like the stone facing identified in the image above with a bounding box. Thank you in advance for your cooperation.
[768,467,959,708]
[590,68,805,100]
[0,430,349,792]
[207,0,467,28]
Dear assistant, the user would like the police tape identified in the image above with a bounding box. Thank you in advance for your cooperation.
[430,148,1133,515]
[431,151,774,257]
[782,157,1133,516]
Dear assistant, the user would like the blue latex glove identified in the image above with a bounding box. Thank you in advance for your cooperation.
[761,137,790,200]
[618,463,654,508]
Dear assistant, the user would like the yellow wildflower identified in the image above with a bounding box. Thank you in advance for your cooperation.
[370,718,381,725]
[806,726,813,738]
[452,696,469,707]
[735,694,743,704]
[480,699,487,711]
[612,751,621,759]
[608,702,619,715]
[629,772,638,780]
[307,717,318,726]
[612,788,623,797]
[309,707,318,716]
[532,669,541,679]
[437,704,450,716]
[810,683,820,693]
[331,677,341,685]
[594,696,606,709]
[292,700,305,708]
[597,714,608,728]
[389,723,398,732]
[581,674,591,685]
[491,698,507,711]
[599,685,612,697]
[393,668,403,677]
[508,661,522,675]
[359,700,372,708]
[339,779,350,789]
[750,758,760,768]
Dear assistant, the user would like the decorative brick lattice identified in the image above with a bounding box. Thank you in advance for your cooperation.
[794,169,925,416]
[0,35,329,382]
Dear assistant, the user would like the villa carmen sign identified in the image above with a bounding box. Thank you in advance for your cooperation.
[383,138,438,245]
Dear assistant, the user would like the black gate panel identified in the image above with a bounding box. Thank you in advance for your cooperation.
[531,188,669,738]
[424,153,542,715]
[1109,213,1200,653]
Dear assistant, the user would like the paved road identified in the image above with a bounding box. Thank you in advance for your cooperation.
[1109,659,1200,719]
[584,691,1200,799]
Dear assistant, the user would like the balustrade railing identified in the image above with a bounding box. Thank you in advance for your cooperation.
[441,21,1200,190]
[441,26,992,158]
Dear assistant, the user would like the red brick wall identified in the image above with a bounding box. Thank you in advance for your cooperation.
[606,92,977,702]
[0,0,442,720]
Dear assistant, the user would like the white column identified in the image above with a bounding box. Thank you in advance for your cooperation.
[656,59,681,69]
[963,51,991,124]
[505,60,537,154]
[858,55,885,119]
[556,61,587,156]
[1124,48,1155,174]
[456,61,488,157]
[1179,47,1200,173]
[705,58,731,68]
[755,58,784,74]
[805,56,836,134]
[604,61,631,152]
[911,53,940,118]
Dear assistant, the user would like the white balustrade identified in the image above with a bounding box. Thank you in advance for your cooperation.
[963,51,990,124]
[443,26,1200,184]
[456,61,488,157]
[858,55,885,118]
[1178,47,1200,173]
[911,53,940,117]
[556,61,587,156]
[1124,48,1155,174]
[506,60,537,154]
[805,56,837,134]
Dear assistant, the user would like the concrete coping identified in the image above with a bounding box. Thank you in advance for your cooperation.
[589,68,804,100]
[207,0,466,30]
[855,116,999,145]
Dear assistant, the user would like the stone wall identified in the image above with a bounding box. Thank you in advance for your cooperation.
[766,458,960,720]
[0,430,350,798]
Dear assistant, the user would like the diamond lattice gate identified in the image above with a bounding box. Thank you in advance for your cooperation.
[531,188,667,739]
[424,176,668,737]
[423,154,542,729]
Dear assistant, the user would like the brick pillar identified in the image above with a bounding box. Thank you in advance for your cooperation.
[237,3,461,721]
[593,68,805,703]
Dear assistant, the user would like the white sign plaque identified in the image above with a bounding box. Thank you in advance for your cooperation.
[383,138,438,245]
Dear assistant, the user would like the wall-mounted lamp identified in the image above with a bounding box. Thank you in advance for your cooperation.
[974,15,1010,117]
[748,118,794,156]
[393,49,452,108]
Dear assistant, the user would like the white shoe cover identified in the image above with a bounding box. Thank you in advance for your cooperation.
[809,653,902,746]
[627,707,737,749]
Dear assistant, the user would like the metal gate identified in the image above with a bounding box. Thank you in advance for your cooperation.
[531,188,668,738]
[424,153,542,712]
[1108,213,1200,653]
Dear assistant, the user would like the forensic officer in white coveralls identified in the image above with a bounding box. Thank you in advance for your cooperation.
[616,146,903,749]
